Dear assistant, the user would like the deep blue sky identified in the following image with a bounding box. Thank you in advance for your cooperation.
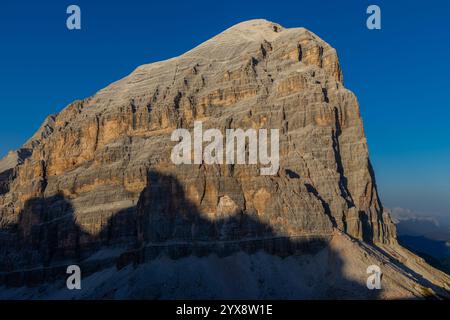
[1,0,449,216]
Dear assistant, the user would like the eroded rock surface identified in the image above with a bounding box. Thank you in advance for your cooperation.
[0,20,448,299]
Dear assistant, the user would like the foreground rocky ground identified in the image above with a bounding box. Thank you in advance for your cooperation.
[1,232,449,299]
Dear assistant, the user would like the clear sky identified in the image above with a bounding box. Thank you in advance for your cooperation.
[0,0,449,217]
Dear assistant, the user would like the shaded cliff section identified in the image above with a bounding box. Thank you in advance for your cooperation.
[0,149,32,195]
[0,170,352,298]
[0,170,332,274]
[0,170,449,299]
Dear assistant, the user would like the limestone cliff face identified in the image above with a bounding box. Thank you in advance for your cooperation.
[0,20,396,252]
[2,19,450,299]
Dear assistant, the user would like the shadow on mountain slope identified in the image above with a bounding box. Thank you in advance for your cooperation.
[398,235,450,275]
[0,170,384,298]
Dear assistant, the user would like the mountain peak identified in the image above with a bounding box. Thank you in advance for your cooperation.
[193,19,298,47]
[1,20,449,299]
[225,19,284,33]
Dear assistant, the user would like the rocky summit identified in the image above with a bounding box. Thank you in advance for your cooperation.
[0,19,449,299]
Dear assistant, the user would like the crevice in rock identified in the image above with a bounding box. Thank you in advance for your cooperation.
[368,159,384,220]
[358,211,374,244]
[285,169,299,179]
[42,160,48,192]
[298,44,303,61]
[130,100,137,130]
[322,88,329,103]
[93,115,100,152]
[332,107,354,209]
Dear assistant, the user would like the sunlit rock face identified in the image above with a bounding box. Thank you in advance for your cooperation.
[2,19,449,300]
[0,19,395,246]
